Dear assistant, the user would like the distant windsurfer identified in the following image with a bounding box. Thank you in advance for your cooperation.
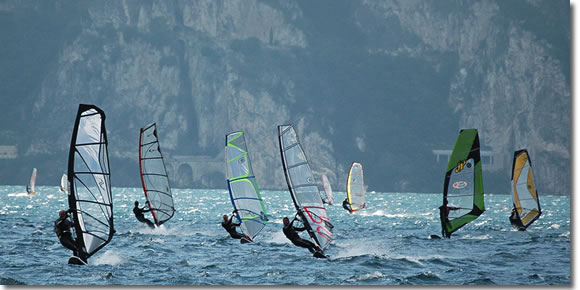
[342,198,352,213]
[509,205,525,230]
[222,211,250,241]
[54,209,77,256]
[282,216,322,255]
[439,204,460,238]
[133,201,155,229]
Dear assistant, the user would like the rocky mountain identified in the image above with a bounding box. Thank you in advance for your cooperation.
[0,0,570,194]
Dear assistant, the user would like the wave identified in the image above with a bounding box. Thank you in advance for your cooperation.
[7,192,30,197]
[1,277,26,285]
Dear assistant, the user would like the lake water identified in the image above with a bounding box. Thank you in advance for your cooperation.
[0,185,570,285]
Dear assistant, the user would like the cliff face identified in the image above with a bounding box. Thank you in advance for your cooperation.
[0,0,570,193]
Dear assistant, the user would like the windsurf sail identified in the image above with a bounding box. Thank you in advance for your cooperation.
[346,162,365,211]
[278,125,333,251]
[321,174,333,205]
[67,104,114,262]
[139,123,175,226]
[26,168,37,195]
[439,129,485,238]
[510,149,541,229]
[59,173,68,193]
[225,131,268,241]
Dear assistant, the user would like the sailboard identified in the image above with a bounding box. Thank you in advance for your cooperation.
[26,168,37,195]
[321,174,334,205]
[438,129,485,238]
[139,123,175,226]
[346,162,366,212]
[278,125,333,255]
[67,104,115,264]
[509,149,541,230]
[225,131,268,242]
[59,173,68,193]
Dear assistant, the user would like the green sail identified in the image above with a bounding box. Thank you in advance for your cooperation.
[440,129,485,238]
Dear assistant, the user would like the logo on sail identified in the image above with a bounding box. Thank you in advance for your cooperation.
[452,180,468,189]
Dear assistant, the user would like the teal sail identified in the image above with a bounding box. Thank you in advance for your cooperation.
[278,125,333,251]
[67,104,115,263]
[439,129,485,238]
[225,131,268,241]
[139,123,175,226]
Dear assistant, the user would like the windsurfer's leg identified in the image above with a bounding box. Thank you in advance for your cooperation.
[59,233,78,255]
[292,238,317,253]
[145,219,155,229]
[230,233,242,239]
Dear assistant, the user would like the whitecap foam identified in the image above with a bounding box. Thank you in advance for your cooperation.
[92,249,124,266]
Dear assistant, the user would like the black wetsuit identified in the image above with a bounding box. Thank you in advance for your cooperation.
[342,198,352,213]
[133,205,155,229]
[283,220,318,253]
[509,207,525,230]
[54,215,77,256]
[222,216,244,239]
[439,205,460,238]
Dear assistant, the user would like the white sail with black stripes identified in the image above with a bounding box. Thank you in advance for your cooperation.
[67,104,114,262]
[139,123,175,226]
[278,125,333,251]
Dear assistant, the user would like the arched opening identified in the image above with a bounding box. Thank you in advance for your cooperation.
[176,163,194,188]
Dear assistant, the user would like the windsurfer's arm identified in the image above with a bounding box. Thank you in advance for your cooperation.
[294,226,306,232]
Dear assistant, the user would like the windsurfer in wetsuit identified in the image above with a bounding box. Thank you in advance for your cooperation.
[282,216,321,254]
[439,204,460,238]
[133,201,155,229]
[222,211,250,241]
[342,198,352,213]
[509,204,525,230]
[54,209,77,256]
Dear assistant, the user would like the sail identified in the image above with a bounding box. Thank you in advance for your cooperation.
[225,131,268,241]
[278,125,333,250]
[139,123,175,226]
[321,174,333,205]
[60,173,68,193]
[346,162,366,211]
[67,104,114,261]
[27,168,37,194]
[511,149,541,229]
[440,129,485,237]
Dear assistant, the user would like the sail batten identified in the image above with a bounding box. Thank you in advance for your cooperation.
[278,125,333,251]
[225,131,268,241]
[139,123,175,226]
[67,104,114,262]
[439,129,485,238]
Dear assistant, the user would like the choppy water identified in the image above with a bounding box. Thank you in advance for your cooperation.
[0,185,570,285]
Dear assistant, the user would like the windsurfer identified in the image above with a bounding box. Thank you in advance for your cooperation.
[509,205,525,230]
[439,204,460,238]
[342,198,352,213]
[54,209,77,256]
[282,216,321,254]
[221,212,248,240]
[133,201,155,229]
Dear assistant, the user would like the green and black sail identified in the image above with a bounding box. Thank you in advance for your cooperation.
[439,129,485,238]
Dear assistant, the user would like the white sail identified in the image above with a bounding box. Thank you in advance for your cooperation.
[26,168,37,195]
[59,173,68,193]
[346,162,365,211]
[278,125,333,251]
[139,123,175,226]
[67,104,114,262]
[321,174,333,205]
[225,131,268,241]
